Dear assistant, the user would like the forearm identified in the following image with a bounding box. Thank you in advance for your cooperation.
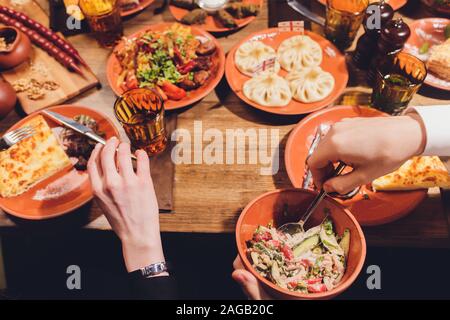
[122,237,166,273]
[407,105,450,157]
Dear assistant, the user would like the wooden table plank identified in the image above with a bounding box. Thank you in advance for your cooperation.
[0,0,449,248]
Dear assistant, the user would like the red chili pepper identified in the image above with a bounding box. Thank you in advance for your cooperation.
[173,46,184,66]
[0,13,83,76]
[178,60,196,74]
[307,284,327,293]
[0,6,86,66]
[288,281,298,289]
[160,81,186,100]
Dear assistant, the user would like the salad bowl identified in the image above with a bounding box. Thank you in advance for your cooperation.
[236,188,366,299]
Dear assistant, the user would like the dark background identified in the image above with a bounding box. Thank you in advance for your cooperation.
[2,231,450,300]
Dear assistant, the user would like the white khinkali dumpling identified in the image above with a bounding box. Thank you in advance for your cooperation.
[235,41,281,76]
[277,35,323,71]
[243,73,292,107]
[286,66,335,103]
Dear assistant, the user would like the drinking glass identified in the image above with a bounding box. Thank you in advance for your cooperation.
[325,0,369,51]
[371,52,427,115]
[79,0,123,47]
[114,88,168,156]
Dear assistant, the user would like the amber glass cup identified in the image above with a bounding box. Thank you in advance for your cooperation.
[79,0,123,47]
[114,88,168,156]
[371,52,427,115]
[325,0,369,51]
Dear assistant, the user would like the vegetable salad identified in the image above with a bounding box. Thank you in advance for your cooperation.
[114,23,218,101]
[247,218,350,294]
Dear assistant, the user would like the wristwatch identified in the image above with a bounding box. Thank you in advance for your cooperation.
[130,261,169,279]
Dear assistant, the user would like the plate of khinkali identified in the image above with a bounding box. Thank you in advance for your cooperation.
[225,28,348,115]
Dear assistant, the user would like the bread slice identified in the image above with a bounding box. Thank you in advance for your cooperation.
[0,115,71,198]
[427,39,450,82]
[372,156,450,191]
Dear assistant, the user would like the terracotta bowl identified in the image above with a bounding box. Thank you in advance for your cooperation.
[0,80,17,119]
[0,26,31,70]
[236,189,366,300]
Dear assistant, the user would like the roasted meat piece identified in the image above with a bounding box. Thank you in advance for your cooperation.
[193,56,212,71]
[196,40,216,56]
[193,70,210,86]
[181,8,208,25]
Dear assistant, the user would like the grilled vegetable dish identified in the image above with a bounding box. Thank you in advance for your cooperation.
[247,218,350,294]
[114,23,218,100]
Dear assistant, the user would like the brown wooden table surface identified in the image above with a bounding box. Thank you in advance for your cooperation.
[0,0,450,248]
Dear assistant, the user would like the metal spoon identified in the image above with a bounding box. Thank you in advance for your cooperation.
[278,162,347,235]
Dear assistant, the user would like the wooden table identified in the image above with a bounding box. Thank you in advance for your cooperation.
[0,0,450,248]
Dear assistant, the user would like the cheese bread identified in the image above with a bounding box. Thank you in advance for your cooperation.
[0,115,71,198]
[372,156,450,191]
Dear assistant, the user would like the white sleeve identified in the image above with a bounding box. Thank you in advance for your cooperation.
[406,105,450,156]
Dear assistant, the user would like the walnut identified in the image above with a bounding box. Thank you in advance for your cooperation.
[27,87,45,100]
[42,81,59,91]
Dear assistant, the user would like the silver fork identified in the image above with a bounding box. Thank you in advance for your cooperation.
[0,126,35,151]
[303,124,329,189]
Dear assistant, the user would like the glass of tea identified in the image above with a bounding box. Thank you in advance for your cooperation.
[114,88,168,156]
[371,52,427,115]
[79,0,123,47]
[325,0,369,51]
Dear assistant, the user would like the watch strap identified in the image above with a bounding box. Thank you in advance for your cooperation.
[129,261,169,279]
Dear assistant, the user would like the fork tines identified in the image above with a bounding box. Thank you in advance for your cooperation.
[6,126,35,144]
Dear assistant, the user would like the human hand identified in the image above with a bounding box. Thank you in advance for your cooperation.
[232,256,273,300]
[307,113,426,195]
[87,137,166,274]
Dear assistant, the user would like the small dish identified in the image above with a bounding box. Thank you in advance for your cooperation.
[0,26,31,70]
[404,18,450,91]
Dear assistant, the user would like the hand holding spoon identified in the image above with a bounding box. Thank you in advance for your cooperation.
[278,162,347,235]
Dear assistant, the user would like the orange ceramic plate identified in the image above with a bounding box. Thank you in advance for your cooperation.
[169,0,262,32]
[106,23,226,110]
[284,105,427,226]
[121,0,155,17]
[225,28,348,115]
[0,105,120,220]
[404,18,450,91]
[318,0,408,11]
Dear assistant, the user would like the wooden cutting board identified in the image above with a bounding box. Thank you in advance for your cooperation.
[0,0,99,114]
